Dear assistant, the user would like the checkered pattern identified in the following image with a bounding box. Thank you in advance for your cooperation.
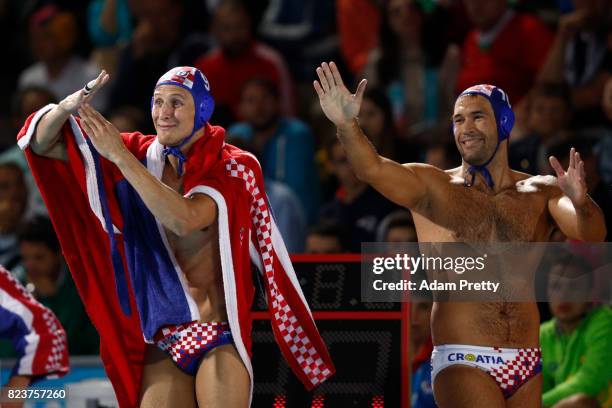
[154,321,231,374]
[0,266,68,375]
[226,159,332,386]
[42,309,68,373]
[489,348,541,397]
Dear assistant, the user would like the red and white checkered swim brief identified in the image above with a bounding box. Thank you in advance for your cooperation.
[431,344,542,398]
[153,321,233,375]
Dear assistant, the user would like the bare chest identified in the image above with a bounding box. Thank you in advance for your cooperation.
[415,183,552,242]
[160,165,218,267]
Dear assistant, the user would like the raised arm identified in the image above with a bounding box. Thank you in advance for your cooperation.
[548,148,606,242]
[78,104,217,236]
[314,62,429,209]
[30,71,109,160]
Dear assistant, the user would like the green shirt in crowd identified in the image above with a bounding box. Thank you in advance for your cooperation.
[540,306,612,407]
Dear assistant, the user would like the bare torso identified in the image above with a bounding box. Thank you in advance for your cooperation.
[161,163,227,323]
[412,167,558,348]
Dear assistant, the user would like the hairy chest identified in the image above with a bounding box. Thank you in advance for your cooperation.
[419,182,552,242]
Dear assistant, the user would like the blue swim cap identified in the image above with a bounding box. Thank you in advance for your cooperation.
[154,66,215,137]
[456,84,515,188]
[458,84,514,141]
[153,66,215,176]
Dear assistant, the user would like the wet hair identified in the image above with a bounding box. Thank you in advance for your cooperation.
[17,216,60,253]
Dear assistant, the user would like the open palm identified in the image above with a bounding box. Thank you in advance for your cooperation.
[549,147,588,207]
[313,62,367,126]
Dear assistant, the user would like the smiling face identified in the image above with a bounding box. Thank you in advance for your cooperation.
[152,85,196,146]
[452,94,499,166]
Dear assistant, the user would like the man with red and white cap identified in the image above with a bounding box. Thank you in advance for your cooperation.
[17,67,334,407]
[314,61,605,408]
[0,264,69,406]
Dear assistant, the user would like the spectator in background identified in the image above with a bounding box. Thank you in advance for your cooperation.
[509,83,573,175]
[16,216,99,355]
[410,294,437,408]
[360,88,422,163]
[362,0,451,138]
[457,0,553,104]
[380,210,417,243]
[87,0,133,48]
[538,0,611,126]
[305,219,345,254]
[541,254,612,407]
[19,5,109,112]
[228,78,320,223]
[195,0,294,123]
[547,137,612,241]
[599,78,612,185]
[256,0,341,89]
[109,0,211,117]
[86,0,134,79]
[0,86,57,217]
[107,105,148,132]
[424,138,461,170]
[337,0,381,76]
[321,140,398,252]
[227,135,307,253]
[0,163,28,272]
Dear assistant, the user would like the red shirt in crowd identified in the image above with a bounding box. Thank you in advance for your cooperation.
[195,40,294,119]
[457,12,553,103]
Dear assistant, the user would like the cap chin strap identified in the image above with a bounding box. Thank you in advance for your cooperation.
[465,138,501,189]
[162,128,198,177]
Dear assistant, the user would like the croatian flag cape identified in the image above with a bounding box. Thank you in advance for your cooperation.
[17,105,334,407]
[0,264,69,380]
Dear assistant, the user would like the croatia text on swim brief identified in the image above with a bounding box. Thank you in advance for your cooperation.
[360,242,612,303]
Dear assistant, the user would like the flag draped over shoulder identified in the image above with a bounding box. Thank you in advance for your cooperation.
[0,265,69,381]
[17,105,334,407]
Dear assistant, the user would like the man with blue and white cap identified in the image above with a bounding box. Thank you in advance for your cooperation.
[315,61,606,407]
[18,66,335,407]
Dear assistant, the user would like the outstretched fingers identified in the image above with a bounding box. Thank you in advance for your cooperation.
[321,62,336,89]
[313,80,325,98]
[549,156,565,177]
[569,147,576,169]
[84,70,110,99]
[316,66,330,92]
[354,79,368,104]
[330,61,344,87]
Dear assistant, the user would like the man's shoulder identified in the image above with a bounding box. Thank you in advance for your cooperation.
[517,173,558,190]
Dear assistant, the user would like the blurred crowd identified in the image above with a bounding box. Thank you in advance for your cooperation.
[0,0,611,405]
